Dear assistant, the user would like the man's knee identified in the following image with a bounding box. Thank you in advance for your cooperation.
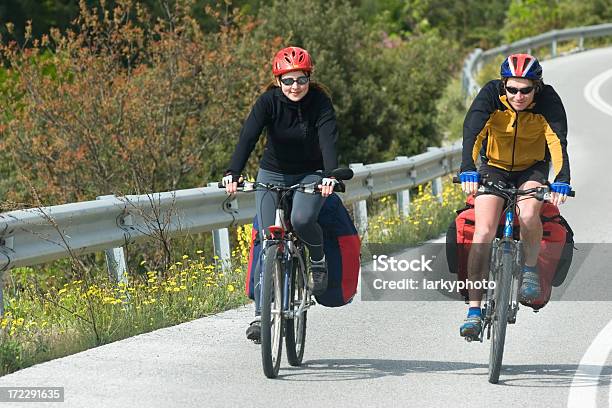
[518,209,541,230]
[473,227,497,243]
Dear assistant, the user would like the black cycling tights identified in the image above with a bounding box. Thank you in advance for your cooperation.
[255,168,326,261]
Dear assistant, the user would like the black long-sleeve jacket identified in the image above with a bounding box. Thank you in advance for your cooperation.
[227,86,338,175]
[460,80,571,183]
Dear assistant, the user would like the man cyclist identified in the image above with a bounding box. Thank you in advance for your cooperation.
[458,53,572,339]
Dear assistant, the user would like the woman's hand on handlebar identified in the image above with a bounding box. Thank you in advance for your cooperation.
[221,173,241,195]
[318,177,337,197]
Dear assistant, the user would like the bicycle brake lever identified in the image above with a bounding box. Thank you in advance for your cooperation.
[303,184,316,194]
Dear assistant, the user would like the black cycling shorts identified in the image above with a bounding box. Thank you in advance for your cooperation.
[477,161,549,197]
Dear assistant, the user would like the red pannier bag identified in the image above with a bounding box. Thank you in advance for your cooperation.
[446,195,574,310]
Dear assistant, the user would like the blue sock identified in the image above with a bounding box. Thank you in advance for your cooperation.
[467,307,481,318]
[523,264,537,273]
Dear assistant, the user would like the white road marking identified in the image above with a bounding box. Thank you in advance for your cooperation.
[584,68,612,117]
[567,69,612,407]
[567,319,612,407]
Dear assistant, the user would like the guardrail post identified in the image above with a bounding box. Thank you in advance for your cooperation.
[395,156,411,217]
[427,148,445,203]
[96,195,128,285]
[397,189,410,217]
[105,248,128,285]
[0,236,13,316]
[349,163,369,241]
[0,276,4,316]
[579,35,584,51]
[208,183,232,271]
[551,38,557,58]
[432,177,443,203]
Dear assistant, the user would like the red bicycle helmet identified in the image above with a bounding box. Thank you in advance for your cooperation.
[272,46,313,76]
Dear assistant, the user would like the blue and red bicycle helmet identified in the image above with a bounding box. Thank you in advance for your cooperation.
[500,53,542,80]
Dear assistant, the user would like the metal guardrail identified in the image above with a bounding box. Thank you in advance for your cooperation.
[462,23,612,96]
[0,142,462,277]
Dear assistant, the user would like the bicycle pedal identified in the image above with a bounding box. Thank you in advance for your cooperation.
[462,332,480,343]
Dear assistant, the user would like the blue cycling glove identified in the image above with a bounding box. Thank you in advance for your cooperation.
[459,171,481,183]
[550,182,571,195]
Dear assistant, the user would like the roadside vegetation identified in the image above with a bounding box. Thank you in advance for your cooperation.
[0,177,465,375]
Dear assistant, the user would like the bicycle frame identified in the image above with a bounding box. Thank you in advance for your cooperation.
[483,199,523,337]
[257,192,311,321]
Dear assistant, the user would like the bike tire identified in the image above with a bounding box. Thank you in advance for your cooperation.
[286,255,307,366]
[488,249,514,384]
[261,245,284,378]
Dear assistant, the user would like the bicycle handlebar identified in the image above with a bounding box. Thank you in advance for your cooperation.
[451,176,576,198]
[218,168,353,194]
[217,180,346,194]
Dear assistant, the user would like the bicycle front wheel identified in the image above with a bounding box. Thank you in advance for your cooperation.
[261,245,284,378]
[488,249,514,384]
[286,255,307,366]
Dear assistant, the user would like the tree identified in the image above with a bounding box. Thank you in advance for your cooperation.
[353,0,511,49]
[503,0,560,43]
[0,0,277,204]
[254,0,458,164]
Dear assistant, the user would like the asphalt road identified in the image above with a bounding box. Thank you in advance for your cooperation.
[1,48,611,408]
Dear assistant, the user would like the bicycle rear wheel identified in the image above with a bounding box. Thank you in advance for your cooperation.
[488,248,514,384]
[261,245,284,378]
[286,255,307,366]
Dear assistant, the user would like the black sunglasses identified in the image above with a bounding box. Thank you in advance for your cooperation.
[506,85,534,95]
[280,76,310,86]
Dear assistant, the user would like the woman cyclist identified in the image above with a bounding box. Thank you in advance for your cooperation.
[221,46,339,342]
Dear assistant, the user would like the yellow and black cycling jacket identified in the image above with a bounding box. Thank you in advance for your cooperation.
[460,79,570,183]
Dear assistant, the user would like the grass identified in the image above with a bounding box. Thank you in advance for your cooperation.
[0,225,253,376]
[0,180,466,376]
[366,176,465,244]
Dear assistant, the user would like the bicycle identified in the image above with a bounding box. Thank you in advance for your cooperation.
[453,177,574,384]
[220,168,353,378]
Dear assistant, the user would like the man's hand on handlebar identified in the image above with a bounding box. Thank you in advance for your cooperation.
[549,182,571,206]
[459,171,481,196]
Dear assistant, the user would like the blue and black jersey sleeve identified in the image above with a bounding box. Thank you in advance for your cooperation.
[460,80,500,173]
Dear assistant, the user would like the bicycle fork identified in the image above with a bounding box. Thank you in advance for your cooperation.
[483,210,523,336]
